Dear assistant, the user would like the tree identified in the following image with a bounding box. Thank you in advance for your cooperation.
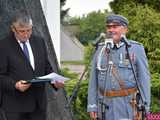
[110,0,160,12]
[60,0,70,23]
[70,11,108,45]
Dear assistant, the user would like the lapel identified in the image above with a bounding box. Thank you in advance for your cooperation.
[10,34,34,72]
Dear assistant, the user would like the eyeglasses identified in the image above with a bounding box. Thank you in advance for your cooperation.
[106,24,122,29]
[13,26,32,34]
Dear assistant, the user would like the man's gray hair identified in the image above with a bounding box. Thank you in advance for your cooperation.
[12,9,33,26]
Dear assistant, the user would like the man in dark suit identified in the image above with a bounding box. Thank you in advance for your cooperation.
[0,10,64,120]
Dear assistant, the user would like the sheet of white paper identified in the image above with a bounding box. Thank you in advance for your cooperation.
[37,72,70,83]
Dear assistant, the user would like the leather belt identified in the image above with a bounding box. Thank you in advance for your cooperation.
[99,87,137,97]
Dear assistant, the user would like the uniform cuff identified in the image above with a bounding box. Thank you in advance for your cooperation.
[87,104,98,112]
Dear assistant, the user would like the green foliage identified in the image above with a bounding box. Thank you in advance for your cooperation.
[60,45,95,119]
[109,3,160,52]
[71,80,90,120]
[84,44,94,66]
[110,0,160,12]
[69,17,81,25]
[61,67,90,119]
[79,11,106,44]
[83,44,95,79]
[60,0,70,23]
[69,11,107,45]
[150,96,160,112]
[150,73,160,112]
[148,48,160,73]
[61,61,84,65]
[151,73,160,96]
[110,0,136,14]
[60,68,79,80]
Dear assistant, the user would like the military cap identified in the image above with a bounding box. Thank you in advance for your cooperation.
[106,14,129,27]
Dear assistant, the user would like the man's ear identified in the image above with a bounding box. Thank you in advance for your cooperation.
[122,27,128,34]
[125,27,129,33]
[10,25,15,32]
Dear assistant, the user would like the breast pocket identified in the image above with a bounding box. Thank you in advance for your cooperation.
[119,62,132,69]
[118,62,133,81]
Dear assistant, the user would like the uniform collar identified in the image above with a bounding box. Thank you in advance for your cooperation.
[113,41,124,49]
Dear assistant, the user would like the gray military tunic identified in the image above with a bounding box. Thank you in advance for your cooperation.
[87,40,150,120]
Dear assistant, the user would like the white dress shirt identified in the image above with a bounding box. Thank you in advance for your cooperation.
[18,40,35,70]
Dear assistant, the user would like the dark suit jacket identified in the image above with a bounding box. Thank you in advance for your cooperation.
[0,33,53,112]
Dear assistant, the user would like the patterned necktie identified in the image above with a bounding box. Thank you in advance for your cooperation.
[22,42,30,62]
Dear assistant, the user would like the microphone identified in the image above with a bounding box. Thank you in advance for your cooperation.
[121,34,131,47]
[93,33,106,46]
[104,33,114,52]
[105,37,114,50]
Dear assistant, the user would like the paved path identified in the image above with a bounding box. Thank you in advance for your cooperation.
[61,64,86,77]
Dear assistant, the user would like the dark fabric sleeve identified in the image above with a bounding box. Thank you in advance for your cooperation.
[0,45,17,92]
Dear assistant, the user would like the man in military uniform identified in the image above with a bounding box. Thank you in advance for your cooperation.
[87,14,150,120]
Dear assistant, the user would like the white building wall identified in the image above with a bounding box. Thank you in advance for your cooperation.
[61,28,84,61]
[40,0,60,63]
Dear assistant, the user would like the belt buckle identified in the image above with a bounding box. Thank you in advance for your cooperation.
[121,89,128,96]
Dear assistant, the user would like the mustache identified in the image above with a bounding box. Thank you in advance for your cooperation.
[106,32,116,38]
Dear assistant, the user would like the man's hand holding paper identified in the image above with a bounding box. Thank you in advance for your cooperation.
[37,72,69,88]
[37,72,69,83]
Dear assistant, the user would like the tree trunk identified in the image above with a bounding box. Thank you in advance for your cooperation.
[0,0,73,119]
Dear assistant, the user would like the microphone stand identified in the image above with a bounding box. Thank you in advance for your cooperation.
[65,43,98,119]
[99,43,112,120]
[65,66,88,109]
[100,100,109,120]
[123,40,146,120]
[66,39,112,120]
